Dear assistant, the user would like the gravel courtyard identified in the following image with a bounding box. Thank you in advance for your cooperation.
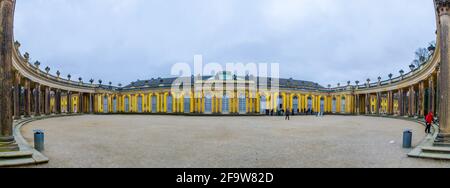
[21,115,450,168]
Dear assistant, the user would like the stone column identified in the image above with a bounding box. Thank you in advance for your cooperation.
[388,91,394,115]
[13,72,20,119]
[44,87,50,115]
[436,0,450,143]
[429,76,435,114]
[89,93,93,113]
[410,86,416,117]
[365,93,369,114]
[52,89,56,113]
[55,89,61,114]
[0,0,19,152]
[399,89,404,116]
[34,83,41,116]
[376,92,381,115]
[419,82,425,117]
[67,91,72,114]
[24,80,31,117]
[79,93,84,113]
[355,94,360,115]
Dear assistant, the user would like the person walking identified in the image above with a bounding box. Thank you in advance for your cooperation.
[425,112,434,134]
[285,109,290,120]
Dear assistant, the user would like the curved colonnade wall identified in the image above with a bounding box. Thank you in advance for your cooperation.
[7,2,442,118]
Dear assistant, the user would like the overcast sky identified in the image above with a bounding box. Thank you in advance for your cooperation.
[14,0,436,86]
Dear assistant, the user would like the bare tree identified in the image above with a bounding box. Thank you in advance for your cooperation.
[414,47,429,65]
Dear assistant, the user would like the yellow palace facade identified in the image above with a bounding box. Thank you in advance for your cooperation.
[9,37,438,118]
[89,66,434,118]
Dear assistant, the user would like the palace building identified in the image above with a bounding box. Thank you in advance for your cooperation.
[9,38,438,117]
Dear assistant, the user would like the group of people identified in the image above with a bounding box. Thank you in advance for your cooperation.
[284,109,324,120]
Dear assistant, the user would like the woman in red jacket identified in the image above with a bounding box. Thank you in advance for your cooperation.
[425,112,434,134]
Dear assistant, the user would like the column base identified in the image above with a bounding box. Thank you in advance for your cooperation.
[434,133,450,147]
[0,136,19,152]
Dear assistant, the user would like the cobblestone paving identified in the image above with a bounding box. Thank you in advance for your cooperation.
[21,115,450,168]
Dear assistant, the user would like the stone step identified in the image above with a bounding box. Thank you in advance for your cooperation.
[434,142,450,147]
[0,157,36,167]
[416,152,450,160]
[0,145,19,153]
[421,146,450,154]
[0,151,33,159]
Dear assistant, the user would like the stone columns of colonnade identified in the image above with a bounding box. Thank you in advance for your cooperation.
[89,93,93,113]
[388,91,394,115]
[419,82,425,117]
[0,0,19,152]
[409,86,415,117]
[398,89,404,116]
[376,92,381,115]
[79,92,84,113]
[13,71,20,120]
[55,89,61,114]
[44,87,50,115]
[429,75,435,114]
[67,91,72,114]
[24,80,31,117]
[364,93,369,114]
[34,83,41,116]
[436,0,450,144]
[355,94,360,115]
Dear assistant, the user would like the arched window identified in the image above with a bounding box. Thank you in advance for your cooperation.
[137,95,143,113]
[293,96,299,113]
[113,96,117,113]
[260,95,267,114]
[184,95,190,113]
[151,95,157,113]
[205,95,212,113]
[277,95,283,111]
[341,96,346,113]
[222,95,230,113]
[167,95,173,113]
[103,96,108,113]
[307,96,313,111]
[124,96,130,113]
[239,94,246,114]
[320,97,325,112]
[332,97,337,113]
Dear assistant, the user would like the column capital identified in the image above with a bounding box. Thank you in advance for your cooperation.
[437,0,450,16]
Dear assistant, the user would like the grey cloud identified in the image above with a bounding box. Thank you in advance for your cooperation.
[14,0,436,86]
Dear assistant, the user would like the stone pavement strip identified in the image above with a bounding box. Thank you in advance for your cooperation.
[15,115,450,168]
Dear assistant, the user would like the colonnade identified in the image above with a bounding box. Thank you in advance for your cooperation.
[356,74,437,118]
[10,71,95,120]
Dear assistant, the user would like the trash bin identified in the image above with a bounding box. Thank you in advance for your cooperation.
[34,129,44,152]
[403,129,412,148]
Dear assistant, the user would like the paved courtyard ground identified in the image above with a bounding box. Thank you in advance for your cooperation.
[21,115,450,168]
